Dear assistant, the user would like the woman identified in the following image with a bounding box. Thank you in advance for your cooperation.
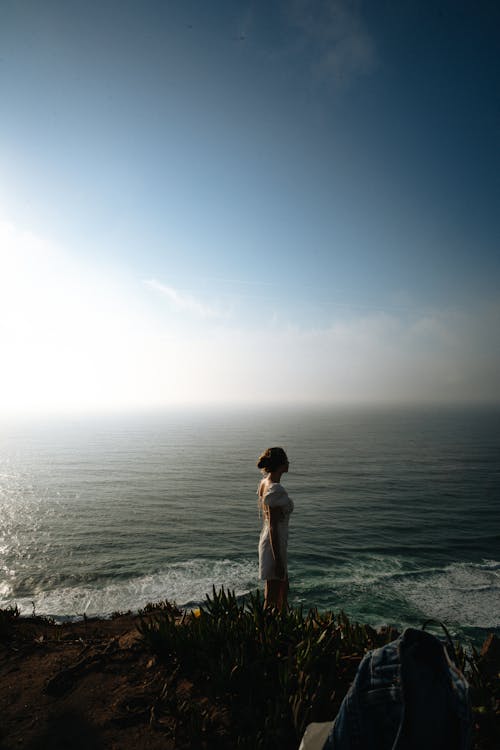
[257,446,294,609]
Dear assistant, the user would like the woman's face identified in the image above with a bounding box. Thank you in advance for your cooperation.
[280,458,289,473]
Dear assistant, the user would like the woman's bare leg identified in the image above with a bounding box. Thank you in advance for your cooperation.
[265,578,289,609]
[265,579,281,608]
[277,577,289,610]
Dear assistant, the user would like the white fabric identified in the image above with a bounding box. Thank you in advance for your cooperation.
[298,722,333,750]
[258,480,294,580]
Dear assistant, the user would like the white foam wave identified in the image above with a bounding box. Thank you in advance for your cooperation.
[0,581,12,598]
[331,555,408,586]
[392,560,500,629]
[294,556,500,631]
[1,559,258,619]
[3,556,498,631]
[0,563,16,599]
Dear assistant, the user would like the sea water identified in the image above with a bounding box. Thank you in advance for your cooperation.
[1,406,499,644]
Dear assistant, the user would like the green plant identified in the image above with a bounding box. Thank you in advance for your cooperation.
[138,599,183,617]
[0,605,20,640]
[111,609,132,619]
[138,590,498,749]
[138,588,369,747]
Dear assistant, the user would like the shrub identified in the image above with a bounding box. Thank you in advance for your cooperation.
[138,588,371,747]
[0,605,21,640]
[138,588,498,749]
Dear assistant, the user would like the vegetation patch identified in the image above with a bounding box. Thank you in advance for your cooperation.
[138,587,499,749]
[0,605,20,640]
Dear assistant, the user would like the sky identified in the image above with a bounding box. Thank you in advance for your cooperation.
[1,0,499,415]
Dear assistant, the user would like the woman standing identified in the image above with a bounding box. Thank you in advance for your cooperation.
[257,447,294,609]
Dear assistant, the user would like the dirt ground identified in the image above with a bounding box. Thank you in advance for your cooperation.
[0,613,192,750]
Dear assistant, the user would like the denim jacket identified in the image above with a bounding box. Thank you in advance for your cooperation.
[323,627,471,750]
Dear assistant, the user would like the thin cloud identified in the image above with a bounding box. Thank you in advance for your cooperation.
[3,217,498,414]
[144,278,221,319]
[290,0,377,86]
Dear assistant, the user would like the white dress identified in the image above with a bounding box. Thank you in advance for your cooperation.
[258,480,294,580]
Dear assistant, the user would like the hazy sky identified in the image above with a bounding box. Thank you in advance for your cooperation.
[1,0,499,414]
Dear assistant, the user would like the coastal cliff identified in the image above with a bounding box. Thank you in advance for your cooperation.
[1,593,498,749]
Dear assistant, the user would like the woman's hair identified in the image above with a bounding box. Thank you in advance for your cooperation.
[257,446,288,473]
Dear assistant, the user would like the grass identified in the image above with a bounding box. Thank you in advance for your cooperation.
[0,603,57,643]
[138,587,498,749]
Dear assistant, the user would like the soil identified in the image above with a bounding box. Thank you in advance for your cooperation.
[0,613,195,750]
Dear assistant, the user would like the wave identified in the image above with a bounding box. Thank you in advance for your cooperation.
[0,558,258,620]
[2,555,498,634]
[290,556,500,632]
[391,559,500,629]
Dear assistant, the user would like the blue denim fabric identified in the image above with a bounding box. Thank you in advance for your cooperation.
[323,628,471,750]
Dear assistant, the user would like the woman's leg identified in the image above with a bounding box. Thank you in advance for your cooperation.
[277,577,289,609]
[265,578,289,609]
[265,579,281,608]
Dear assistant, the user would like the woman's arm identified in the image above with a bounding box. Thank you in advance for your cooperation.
[269,506,285,579]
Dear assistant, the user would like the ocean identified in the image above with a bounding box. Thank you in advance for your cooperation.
[1,405,499,645]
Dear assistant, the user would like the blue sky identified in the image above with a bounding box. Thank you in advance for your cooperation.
[1,0,499,413]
